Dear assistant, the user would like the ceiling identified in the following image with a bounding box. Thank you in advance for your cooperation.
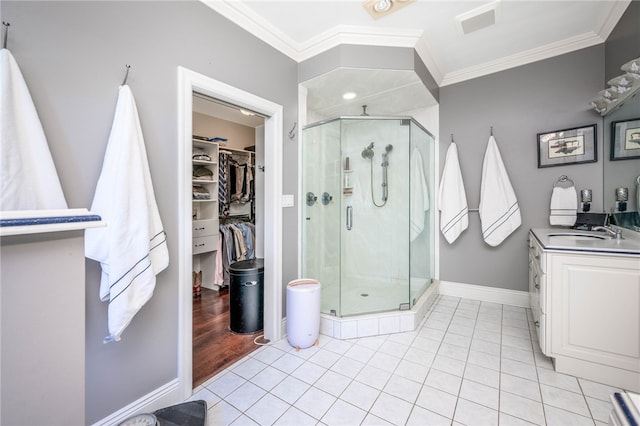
[196,0,630,124]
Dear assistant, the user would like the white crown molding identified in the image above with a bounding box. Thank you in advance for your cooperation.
[200,0,301,61]
[298,25,423,62]
[440,31,605,87]
[595,0,631,40]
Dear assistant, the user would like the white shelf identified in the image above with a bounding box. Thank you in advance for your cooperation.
[192,179,217,185]
[192,159,216,166]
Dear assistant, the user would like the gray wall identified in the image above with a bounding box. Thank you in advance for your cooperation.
[439,45,605,291]
[2,1,298,423]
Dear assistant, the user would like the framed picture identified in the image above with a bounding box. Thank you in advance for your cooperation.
[537,124,597,168]
[611,117,640,161]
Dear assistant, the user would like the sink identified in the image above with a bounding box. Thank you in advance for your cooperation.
[547,232,608,241]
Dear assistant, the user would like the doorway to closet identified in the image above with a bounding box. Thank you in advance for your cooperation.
[178,66,284,400]
[191,93,265,388]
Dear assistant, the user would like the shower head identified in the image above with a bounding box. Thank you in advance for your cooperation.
[385,144,393,153]
[361,142,375,159]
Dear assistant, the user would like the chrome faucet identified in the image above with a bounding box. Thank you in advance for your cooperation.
[592,226,624,240]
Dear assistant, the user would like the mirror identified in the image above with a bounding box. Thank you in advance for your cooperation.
[603,90,640,232]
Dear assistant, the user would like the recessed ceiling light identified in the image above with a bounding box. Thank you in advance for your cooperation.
[362,0,414,20]
[374,0,392,13]
[343,92,357,100]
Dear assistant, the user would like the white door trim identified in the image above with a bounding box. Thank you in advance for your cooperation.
[177,66,283,400]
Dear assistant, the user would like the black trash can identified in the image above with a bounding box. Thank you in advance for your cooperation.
[229,258,264,334]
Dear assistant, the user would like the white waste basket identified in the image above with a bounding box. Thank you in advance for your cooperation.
[286,279,321,350]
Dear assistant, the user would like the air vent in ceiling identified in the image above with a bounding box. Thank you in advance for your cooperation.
[455,1,501,36]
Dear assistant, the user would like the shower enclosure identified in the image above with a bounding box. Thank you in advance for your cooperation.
[302,116,435,317]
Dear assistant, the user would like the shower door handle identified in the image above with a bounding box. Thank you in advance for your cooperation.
[346,205,353,230]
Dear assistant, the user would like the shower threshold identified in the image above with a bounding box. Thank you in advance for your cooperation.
[319,282,439,340]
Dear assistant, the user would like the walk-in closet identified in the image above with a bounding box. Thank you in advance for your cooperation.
[191,93,265,388]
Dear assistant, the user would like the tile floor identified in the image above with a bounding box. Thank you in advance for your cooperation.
[189,295,622,425]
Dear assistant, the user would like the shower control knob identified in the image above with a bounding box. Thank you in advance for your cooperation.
[306,192,318,206]
[321,192,333,205]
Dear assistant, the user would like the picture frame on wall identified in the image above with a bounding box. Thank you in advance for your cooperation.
[537,124,597,168]
[611,117,640,161]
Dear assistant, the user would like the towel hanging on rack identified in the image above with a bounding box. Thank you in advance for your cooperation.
[438,142,468,244]
[479,136,521,246]
[85,84,169,343]
[0,47,67,210]
[549,175,577,226]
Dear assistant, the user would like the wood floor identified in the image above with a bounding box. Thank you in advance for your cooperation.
[192,287,261,388]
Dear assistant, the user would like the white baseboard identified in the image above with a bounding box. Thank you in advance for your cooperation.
[439,281,529,308]
[92,379,181,426]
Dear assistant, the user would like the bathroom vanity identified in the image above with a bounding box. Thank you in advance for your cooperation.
[528,228,640,392]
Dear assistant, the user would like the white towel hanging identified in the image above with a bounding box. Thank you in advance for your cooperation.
[479,136,521,246]
[438,142,468,244]
[0,48,67,210]
[85,85,169,343]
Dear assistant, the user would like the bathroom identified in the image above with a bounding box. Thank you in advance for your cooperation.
[1,1,639,424]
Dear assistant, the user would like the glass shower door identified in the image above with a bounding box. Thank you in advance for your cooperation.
[301,120,342,315]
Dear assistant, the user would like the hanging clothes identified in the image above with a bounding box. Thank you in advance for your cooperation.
[216,221,255,287]
[218,152,231,218]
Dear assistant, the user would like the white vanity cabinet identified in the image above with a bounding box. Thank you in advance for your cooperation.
[528,229,640,392]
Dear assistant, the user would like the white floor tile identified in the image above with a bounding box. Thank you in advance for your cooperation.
[383,374,422,403]
[230,414,259,426]
[191,296,606,426]
[424,368,462,395]
[225,381,266,412]
[244,393,290,426]
[454,398,499,425]
[270,375,310,405]
[321,399,367,426]
[367,351,401,373]
[415,385,457,419]
[459,379,499,410]
[291,361,327,384]
[361,413,394,425]
[313,370,352,397]
[330,356,364,379]
[207,372,247,398]
[536,367,581,393]
[308,348,341,369]
[340,380,381,411]
[354,364,392,390]
[500,373,542,402]
[250,366,287,391]
[540,384,590,417]
[273,406,317,426]
[463,363,500,389]
[394,358,429,383]
[207,400,242,426]
[586,396,614,423]
[501,358,538,382]
[406,405,451,426]
[270,352,305,374]
[294,387,336,420]
[544,404,596,426]
[500,391,546,425]
[578,378,622,402]
[369,392,414,425]
[432,354,466,376]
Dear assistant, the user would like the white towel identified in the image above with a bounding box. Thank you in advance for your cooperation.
[85,85,169,343]
[549,186,577,226]
[479,136,521,247]
[410,148,430,242]
[438,143,468,244]
[0,48,67,210]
